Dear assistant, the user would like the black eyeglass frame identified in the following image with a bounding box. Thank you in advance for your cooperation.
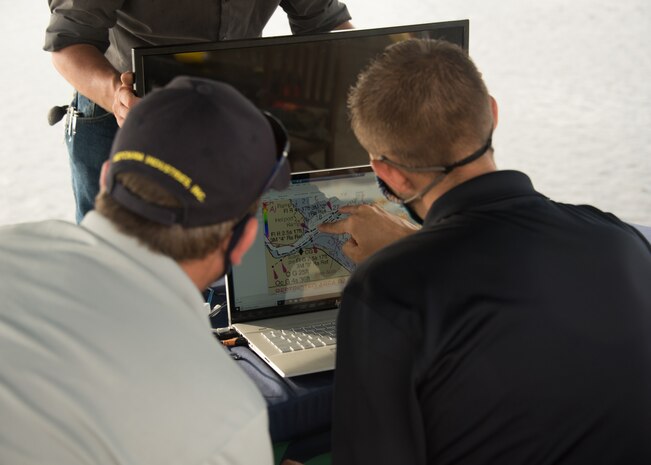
[373,133,493,175]
[372,132,494,205]
[259,111,291,195]
[222,111,291,266]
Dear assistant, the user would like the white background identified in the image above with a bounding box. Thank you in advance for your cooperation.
[1,0,649,226]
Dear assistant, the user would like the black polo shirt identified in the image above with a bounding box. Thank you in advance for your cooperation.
[332,170,651,465]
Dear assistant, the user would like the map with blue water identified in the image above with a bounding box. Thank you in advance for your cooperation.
[262,192,358,294]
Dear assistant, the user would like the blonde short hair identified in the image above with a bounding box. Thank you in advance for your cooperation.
[348,38,493,166]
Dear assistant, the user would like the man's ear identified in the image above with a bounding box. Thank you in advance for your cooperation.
[228,217,258,266]
[490,95,499,130]
[99,161,110,190]
[370,158,414,195]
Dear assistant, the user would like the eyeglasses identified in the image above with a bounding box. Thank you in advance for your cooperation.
[373,133,493,175]
[223,112,291,271]
[373,132,493,205]
[260,111,291,194]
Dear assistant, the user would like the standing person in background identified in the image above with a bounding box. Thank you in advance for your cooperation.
[324,38,651,464]
[0,76,291,464]
[44,0,353,222]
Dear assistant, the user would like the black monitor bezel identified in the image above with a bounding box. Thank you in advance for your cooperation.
[131,19,469,97]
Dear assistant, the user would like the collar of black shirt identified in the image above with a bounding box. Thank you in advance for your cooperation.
[423,170,546,225]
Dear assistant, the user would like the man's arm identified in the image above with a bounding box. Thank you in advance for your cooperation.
[51,44,139,126]
[46,1,140,125]
[333,20,354,30]
[280,0,352,34]
[318,204,419,263]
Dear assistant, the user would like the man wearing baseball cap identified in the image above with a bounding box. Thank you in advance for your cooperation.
[0,76,290,465]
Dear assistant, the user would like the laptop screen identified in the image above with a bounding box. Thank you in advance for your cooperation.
[227,165,408,323]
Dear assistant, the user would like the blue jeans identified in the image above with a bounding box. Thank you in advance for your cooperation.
[64,93,119,223]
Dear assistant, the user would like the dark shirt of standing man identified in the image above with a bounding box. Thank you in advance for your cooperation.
[43,0,353,222]
[326,39,651,465]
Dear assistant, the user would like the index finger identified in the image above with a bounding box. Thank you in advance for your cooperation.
[318,218,349,235]
[336,204,359,214]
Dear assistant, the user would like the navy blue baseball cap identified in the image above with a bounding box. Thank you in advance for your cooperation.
[106,76,290,227]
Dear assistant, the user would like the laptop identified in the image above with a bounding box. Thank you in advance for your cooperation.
[226,165,408,377]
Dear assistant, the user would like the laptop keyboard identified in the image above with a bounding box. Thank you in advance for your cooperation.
[261,320,336,353]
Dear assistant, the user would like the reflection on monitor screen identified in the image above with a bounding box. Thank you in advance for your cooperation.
[132,20,469,171]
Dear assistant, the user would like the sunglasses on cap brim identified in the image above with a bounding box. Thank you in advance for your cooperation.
[260,111,291,194]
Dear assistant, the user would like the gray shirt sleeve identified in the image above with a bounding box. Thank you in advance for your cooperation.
[279,0,351,34]
[44,0,351,57]
[44,0,124,53]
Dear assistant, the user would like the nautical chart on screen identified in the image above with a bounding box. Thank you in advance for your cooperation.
[262,191,355,294]
[231,168,411,311]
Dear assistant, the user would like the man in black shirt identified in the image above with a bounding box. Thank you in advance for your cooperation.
[322,39,651,464]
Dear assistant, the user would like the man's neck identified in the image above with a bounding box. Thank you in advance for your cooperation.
[178,249,225,291]
[416,156,497,218]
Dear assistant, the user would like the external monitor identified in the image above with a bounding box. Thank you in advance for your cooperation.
[132,20,469,170]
